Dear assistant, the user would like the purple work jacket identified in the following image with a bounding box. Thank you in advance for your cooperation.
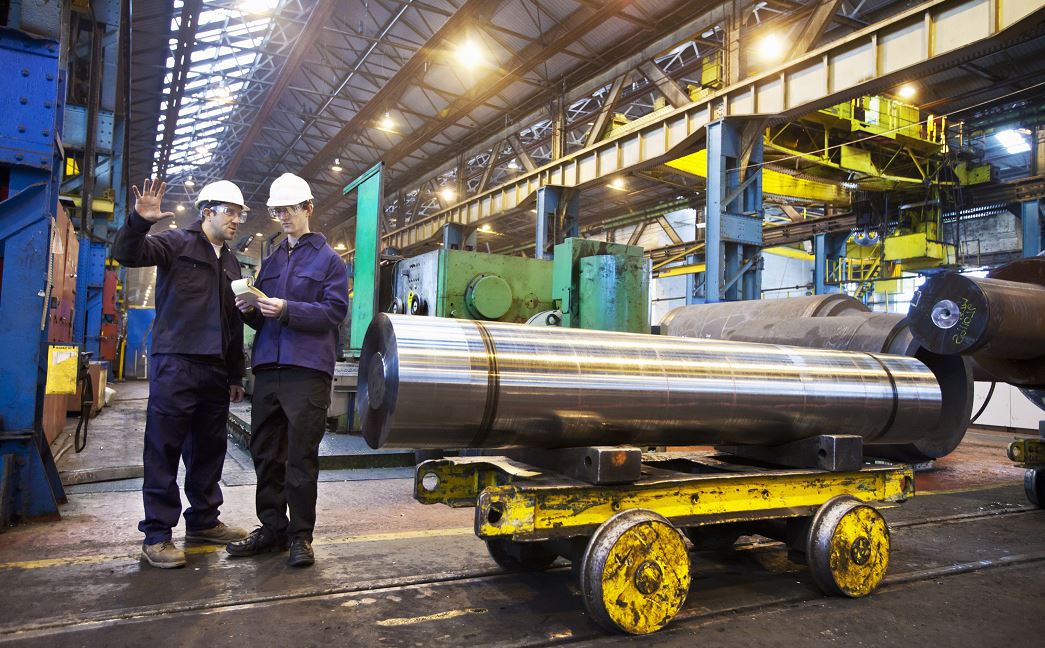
[245,232,349,376]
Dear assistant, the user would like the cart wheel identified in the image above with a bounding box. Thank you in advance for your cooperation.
[807,495,890,598]
[1026,469,1044,508]
[579,509,690,635]
[486,538,558,572]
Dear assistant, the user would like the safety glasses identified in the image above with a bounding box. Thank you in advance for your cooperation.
[268,205,299,219]
[211,205,248,223]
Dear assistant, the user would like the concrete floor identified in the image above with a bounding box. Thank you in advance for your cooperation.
[0,380,1043,646]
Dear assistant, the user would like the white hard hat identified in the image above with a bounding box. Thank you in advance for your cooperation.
[195,180,250,211]
[267,172,314,207]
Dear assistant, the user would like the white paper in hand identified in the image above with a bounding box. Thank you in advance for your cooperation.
[231,277,267,306]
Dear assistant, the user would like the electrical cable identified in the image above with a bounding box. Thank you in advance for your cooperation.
[970,381,997,424]
[74,361,94,453]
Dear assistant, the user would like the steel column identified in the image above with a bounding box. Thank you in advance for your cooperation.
[1022,199,1042,257]
[344,163,384,356]
[814,231,848,293]
[704,118,763,302]
[73,240,108,355]
[535,186,579,260]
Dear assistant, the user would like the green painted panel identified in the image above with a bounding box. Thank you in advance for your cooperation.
[434,249,553,323]
[347,163,383,356]
[579,255,650,333]
[552,238,645,329]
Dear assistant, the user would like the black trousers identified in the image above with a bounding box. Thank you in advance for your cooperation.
[250,367,331,541]
[141,354,230,544]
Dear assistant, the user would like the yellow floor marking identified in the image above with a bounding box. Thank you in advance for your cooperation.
[917,482,1020,496]
[0,527,473,571]
[376,607,486,626]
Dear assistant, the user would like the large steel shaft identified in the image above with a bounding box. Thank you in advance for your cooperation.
[662,298,974,460]
[358,314,942,450]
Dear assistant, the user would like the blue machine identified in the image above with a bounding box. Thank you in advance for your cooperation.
[0,27,68,524]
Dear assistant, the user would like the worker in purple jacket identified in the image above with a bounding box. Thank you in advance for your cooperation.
[226,173,349,567]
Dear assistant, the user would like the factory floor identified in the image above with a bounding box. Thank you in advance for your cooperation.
[1,382,1043,646]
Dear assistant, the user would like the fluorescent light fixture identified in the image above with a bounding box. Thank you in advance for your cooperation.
[995,129,1031,154]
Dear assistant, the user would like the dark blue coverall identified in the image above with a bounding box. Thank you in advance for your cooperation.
[113,211,245,544]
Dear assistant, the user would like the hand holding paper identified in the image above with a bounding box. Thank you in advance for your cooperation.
[231,277,267,307]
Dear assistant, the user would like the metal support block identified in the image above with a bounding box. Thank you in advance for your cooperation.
[0,433,65,525]
[505,446,643,485]
[442,222,475,251]
[1008,437,1044,468]
[718,435,864,472]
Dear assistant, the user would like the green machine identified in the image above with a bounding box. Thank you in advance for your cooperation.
[552,238,650,333]
[392,248,554,323]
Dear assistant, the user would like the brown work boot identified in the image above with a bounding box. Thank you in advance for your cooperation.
[185,522,248,544]
[141,540,187,569]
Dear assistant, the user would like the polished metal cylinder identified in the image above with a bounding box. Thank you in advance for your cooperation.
[660,294,868,339]
[662,307,973,460]
[358,314,942,450]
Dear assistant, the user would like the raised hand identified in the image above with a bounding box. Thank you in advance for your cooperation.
[133,178,176,223]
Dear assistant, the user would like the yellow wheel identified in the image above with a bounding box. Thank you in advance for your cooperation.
[579,509,691,634]
[807,495,890,598]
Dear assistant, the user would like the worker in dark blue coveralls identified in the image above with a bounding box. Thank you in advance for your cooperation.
[226,173,348,568]
[113,178,250,569]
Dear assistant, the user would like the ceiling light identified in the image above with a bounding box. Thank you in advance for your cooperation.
[205,86,232,105]
[379,112,395,131]
[255,232,264,236]
[608,177,626,191]
[334,242,347,251]
[439,187,456,202]
[897,84,917,100]
[842,181,858,190]
[507,159,519,170]
[184,176,195,188]
[455,38,483,67]
[176,204,185,212]
[331,157,343,173]
[995,129,1031,154]
[239,0,271,14]
[478,224,492,233]
[757,34,785,62]
[168,221,177,228]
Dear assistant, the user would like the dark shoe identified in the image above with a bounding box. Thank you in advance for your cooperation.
[141,540,187,569]
[186,522,248,544]
[287,537,315,568]
[225,527,288,557]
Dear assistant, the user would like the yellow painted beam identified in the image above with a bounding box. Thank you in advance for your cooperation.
[765,246,814,261]
[665,149,849,203]
[62,195,115,214]
[656,262,706,278]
